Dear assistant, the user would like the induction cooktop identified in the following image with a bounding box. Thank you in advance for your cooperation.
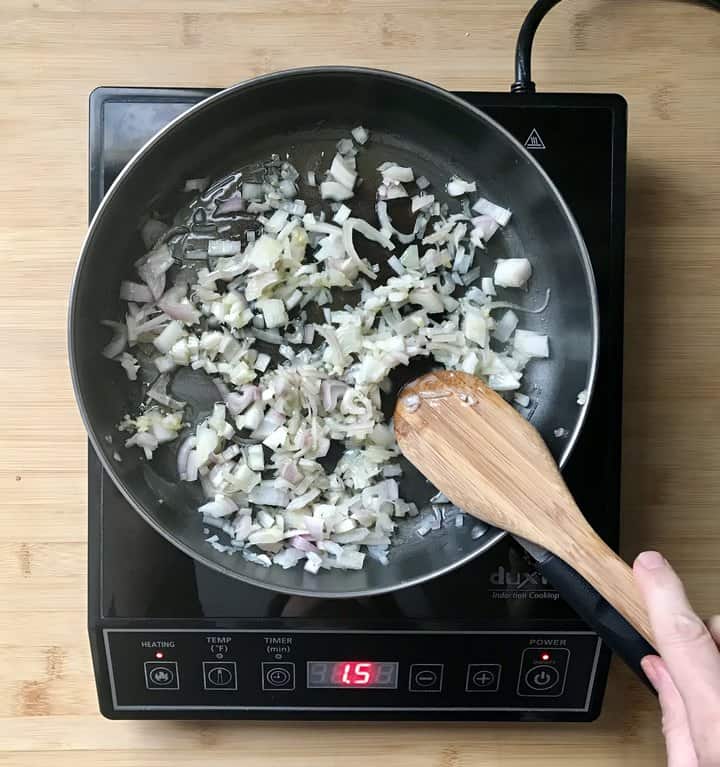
[87,86,627,720]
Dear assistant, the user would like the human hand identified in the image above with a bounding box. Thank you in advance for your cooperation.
[634,551,720,767]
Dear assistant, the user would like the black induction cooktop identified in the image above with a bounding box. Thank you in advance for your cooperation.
[87,87,627,720]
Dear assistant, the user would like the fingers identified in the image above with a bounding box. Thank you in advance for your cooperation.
[642,655,698,767]
[635,552,720,765]
[707,615,720,647]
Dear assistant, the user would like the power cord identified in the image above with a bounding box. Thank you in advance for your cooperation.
[511,0,720,94]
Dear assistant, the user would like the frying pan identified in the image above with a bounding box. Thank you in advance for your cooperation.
[71,69,597,598]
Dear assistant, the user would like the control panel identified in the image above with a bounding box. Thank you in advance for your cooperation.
[101,630,601,714]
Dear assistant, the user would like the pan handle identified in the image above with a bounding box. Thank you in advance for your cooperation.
[524,545,657,692]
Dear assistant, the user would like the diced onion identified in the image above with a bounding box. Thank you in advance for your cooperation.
[380,165,414,183]
[492,310,519,343]
[351,125,369,144]
[320,181,354,201]
[137,244,173,300]
[411,194,434,213]
[494,258,532,289]
[376,201,418,245]
[120,281,154,302]
[447,176,477,196]
[514,329,549,358]
[153,320,186,354]
[108,131,551,576]
[481,277,496,296]
[101,321,127,359]
[472,197,512,226]
[330,154,357,190]
[256,298,288,329]
[472,215,500,242]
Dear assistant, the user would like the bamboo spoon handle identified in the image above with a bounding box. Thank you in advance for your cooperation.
[473,478,657,647]
[394,370,659,690]
[547,519,654,645]
[520,539,657,691]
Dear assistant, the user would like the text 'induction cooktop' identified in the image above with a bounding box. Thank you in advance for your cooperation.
[87,87,627,721]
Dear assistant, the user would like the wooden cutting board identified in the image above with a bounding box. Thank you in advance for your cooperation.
[2,0,719,765]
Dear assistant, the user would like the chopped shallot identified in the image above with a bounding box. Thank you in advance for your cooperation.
[447,176,477,196]
[320,181,354,201]
[472,197,512,226]
[494,258,532,289]
[106,128,554,575]
[120,281,154,303]
[411,194,435,213]
[351,125,369,144]
[101,321,127,359]
[513,392,530,407]
[514,330,549,358]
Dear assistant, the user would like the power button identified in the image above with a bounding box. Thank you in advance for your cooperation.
[516,648,569,697]
[525,665,560,691]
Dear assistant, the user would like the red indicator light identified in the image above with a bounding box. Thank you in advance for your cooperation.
[333,662,376,687]
[154,651,165,660]
[540,652,551,662]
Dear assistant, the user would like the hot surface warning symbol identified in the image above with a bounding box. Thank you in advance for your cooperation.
[524,128,546,150]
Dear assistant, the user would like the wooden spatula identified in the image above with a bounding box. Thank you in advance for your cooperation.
[394,369,657,685]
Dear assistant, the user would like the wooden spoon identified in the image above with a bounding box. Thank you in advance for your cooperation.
[394,369,655,653]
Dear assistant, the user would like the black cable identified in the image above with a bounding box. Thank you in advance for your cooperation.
[511,0,563,94]
[511,0,720,95]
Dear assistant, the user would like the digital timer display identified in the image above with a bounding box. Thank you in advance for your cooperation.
[307,661,399,689]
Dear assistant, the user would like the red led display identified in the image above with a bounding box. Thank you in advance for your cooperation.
[333,661,376,686]
[307,660,398,689]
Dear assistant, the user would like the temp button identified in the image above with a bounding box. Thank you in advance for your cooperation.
[203,661,237,690]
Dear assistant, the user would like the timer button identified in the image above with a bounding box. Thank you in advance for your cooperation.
[409,664,444,692]
[262,662,295,691]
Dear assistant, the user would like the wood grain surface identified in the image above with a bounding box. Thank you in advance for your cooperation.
[394,371,654,644]
[1,0,719,764]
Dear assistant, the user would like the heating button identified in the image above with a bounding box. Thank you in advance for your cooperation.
[144,661,179,690]
[262,662,295,691]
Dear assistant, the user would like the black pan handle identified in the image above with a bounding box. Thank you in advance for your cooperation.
[530,548,657,692]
